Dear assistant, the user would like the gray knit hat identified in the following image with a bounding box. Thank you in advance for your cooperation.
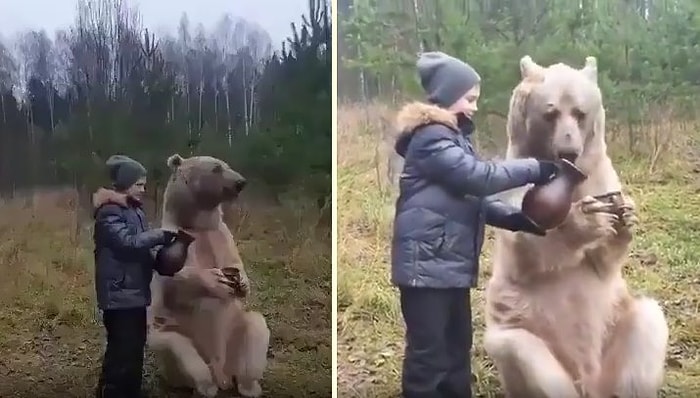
[105,154,147,191]
[417,51,481,108]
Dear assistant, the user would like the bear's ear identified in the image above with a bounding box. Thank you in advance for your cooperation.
[167,154,184,170]
[519,55,544,79]
[581,56,598,83]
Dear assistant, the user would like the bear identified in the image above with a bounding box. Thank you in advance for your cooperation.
[482,55,669,398]
[146,154,270,398]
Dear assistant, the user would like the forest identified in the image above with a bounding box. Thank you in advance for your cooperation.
[0,0,331,206]
[0,1,332,396]
[337,0,700,396]
[339,0,700,141]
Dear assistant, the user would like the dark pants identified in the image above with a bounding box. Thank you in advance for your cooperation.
[96,307,148,398]
[400,287,472,398]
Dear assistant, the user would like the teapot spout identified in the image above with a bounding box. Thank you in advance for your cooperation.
[559,158,588,185]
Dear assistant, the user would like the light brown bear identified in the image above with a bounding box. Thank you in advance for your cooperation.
[147,154,270,398]
[482,56,669,398]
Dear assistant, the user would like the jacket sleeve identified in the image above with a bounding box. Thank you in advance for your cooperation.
[483,196,519,229]
[95,205,166,253]
[410,125,542,197]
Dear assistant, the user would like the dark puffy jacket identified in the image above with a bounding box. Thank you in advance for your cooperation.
[390,102,542,289]
[92,188,167,310]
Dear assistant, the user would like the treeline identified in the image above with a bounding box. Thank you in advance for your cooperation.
[338,0,700,144]
[0,0,331,205]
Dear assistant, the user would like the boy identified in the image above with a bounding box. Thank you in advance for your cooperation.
[92,154,176,398]
[391,51,559,397]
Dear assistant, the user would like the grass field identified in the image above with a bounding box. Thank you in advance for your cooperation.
[337,102,700,397]
[0,187,331,397]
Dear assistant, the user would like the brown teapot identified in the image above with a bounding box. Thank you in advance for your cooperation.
[521,158,588,230]
[155,230,196,276]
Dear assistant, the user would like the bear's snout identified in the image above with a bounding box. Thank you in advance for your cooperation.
[233,178,247,193]
[222,173,247,199]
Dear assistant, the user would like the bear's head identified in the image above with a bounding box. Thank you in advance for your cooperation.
[506,55,605,167]
[163,154,247,218]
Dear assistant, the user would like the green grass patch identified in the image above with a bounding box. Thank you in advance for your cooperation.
[0,194,331,398]
[338,126,700,396]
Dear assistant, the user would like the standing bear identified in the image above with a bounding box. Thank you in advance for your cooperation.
[482,56,669,398]
[147,154,270,398]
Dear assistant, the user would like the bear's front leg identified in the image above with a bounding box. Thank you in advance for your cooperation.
[558,195,619,248]
[222,265,250,297]
[509,195,621,273]
[612,193,638,240]
[584,193,638,276]
[596,297,668,398]
[483,326,580,398]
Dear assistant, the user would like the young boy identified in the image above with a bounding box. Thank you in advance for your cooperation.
[92,154,176,398]
[391,51,560,398]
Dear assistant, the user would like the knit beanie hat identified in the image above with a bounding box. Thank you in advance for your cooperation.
[416,51,481,108]
[105,154,148,191]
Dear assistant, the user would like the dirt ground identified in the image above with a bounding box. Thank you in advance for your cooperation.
[0,190,332,398]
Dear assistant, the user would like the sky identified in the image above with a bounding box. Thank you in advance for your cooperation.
[0,0,311,47]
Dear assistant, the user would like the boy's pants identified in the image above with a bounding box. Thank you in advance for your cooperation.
[399,287,472,398]
[96,307,148,398]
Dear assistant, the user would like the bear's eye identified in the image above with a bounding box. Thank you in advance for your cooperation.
[543,108,559,122]
[572,108,586,121]
[212,164,223,173]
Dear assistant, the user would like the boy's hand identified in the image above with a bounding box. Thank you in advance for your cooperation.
[534,160,560,186]
[158,229,178,245]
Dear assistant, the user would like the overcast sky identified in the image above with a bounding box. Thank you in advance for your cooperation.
[0,0,310,47]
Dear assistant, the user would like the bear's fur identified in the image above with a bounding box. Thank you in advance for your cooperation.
[147,154,270,398]
[483,56,669,398]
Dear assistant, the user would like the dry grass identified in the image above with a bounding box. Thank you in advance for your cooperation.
[337,101,700,397]
[0,186,331,397]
